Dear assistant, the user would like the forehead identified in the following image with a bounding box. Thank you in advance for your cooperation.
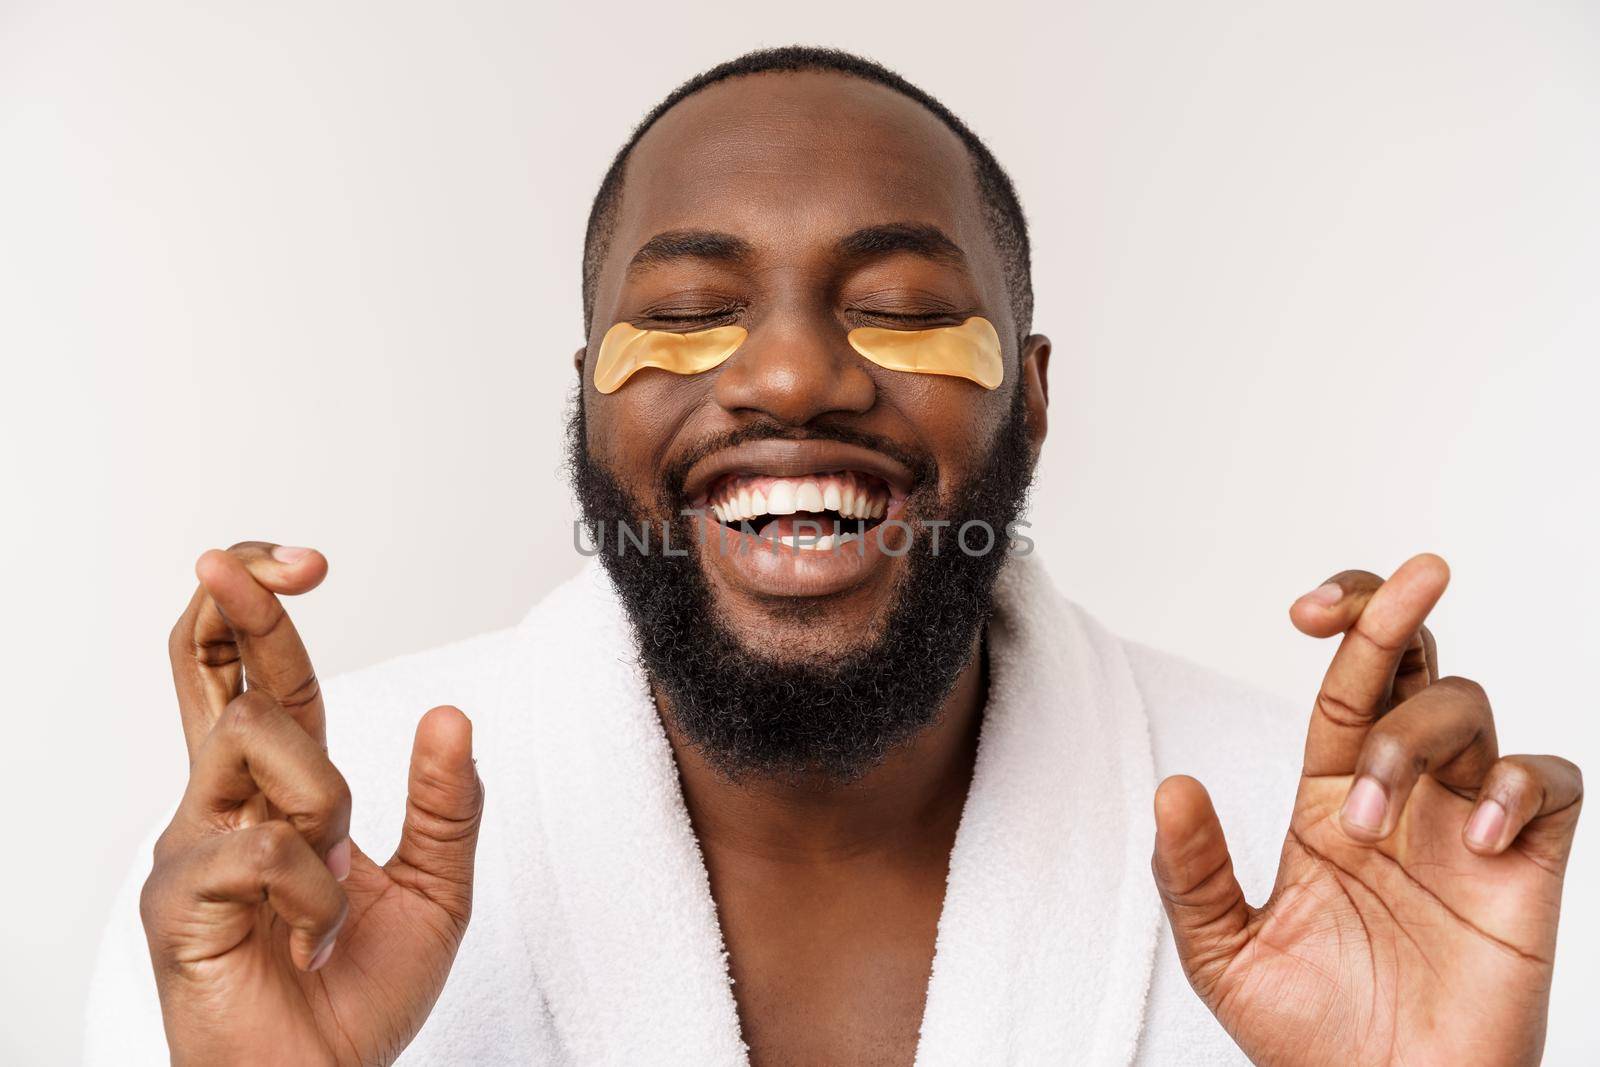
[606,71,995,276]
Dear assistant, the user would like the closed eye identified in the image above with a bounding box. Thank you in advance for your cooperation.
[850,309,969,329]
[632,303,745,330]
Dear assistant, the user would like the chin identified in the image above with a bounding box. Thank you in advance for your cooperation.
[704,557,906,663]
[723,608,892,666]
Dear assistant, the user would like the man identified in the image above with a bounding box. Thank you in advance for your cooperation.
[89,47,1582,1065]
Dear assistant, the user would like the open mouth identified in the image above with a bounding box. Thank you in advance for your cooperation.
[703,470,894,550]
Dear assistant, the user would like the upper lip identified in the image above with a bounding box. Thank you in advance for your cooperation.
[682,439,917,505]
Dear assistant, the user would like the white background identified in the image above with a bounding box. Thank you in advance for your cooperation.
[3,1,1596,1062]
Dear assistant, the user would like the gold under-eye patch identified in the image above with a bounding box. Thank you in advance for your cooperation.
[846,315,1004,390]
[592,321,747,394]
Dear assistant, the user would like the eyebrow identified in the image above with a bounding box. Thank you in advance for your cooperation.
[623,220,969,278]
[833,222,967,267]
[627,230,753,274]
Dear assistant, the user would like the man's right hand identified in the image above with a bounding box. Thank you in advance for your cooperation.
[139,543,485,1066]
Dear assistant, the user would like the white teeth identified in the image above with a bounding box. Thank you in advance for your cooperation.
[778,532,834,550]
[766,481,797,515]
[796,481,824,512]
[710,473,892,526]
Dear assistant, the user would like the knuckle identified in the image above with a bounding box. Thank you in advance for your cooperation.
[406,789,484,846]
[244,820,300,872]
[277,672,322,712]
[138,860,188,943]
[416,762,484,818]
[246,599,290,641]
[137,870,164,928]
[1328,568,1382,589]
[302,768,353,831]
[1362,731,1408,774]
[329,767,354,814]
[1352,620,1409,654]
[1438,675,1489,706]
[221,690,281,737]
[151,825,181,868]
[1315,690,1367,729]
[1494,759,1538,796]
[167,616,190,659]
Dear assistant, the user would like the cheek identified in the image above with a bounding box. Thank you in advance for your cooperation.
[585,380,707,482]
[879,377,1010,494]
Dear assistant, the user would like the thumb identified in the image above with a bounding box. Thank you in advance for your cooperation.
[1151,775,1251,1004]
[386,705,485,927]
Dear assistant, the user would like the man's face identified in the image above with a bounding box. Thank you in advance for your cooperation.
[579,71,1050,669]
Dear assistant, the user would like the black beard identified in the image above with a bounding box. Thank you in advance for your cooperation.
[565,385,1036,783]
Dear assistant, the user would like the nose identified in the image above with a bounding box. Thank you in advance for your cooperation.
[711,315,876,426]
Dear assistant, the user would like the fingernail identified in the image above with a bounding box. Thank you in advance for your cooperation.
[308,936,336,972]
[1342,776,1388,832]
[1302,582,1344,606]
[272,545,311,563]
[1466,798,1507,849]
[326,838,351,882]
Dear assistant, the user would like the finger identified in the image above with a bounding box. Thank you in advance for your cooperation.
[1293,569,1439,706]
[1291,566,1440,706]
[1464,755,1584,866]
[170,543,327,756]
[148,820,348,972]
[1397,624,1440,704]
[386,706,484,928]
[1289,569,1384,637]
[175,543,329,753]
[1302,553,1451,776]
[1151,775,1250,1004]
[174,691,353,873]
[1337,677,1497,842]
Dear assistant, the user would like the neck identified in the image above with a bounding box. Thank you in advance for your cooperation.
[659,632,987,865]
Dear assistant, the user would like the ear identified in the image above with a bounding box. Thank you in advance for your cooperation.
[1020,333,1052,456]
[572,344,587,381]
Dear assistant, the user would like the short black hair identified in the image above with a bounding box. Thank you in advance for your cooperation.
[581,45,1034,341]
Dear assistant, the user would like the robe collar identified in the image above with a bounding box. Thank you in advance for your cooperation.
[492,554,1159,1065]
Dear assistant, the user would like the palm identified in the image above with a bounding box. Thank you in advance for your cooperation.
[1151,557,1582,1067]
[194,844,468,1066]
[1209,775,1562,1066]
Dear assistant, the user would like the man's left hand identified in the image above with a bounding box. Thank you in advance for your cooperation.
[1151,553,1583,1066]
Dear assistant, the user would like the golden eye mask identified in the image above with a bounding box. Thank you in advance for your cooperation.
[592,315,1003,393]
[847,316,1004,390]
[592,321,748,394]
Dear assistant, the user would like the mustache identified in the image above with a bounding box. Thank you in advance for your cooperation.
[658,420,937,507]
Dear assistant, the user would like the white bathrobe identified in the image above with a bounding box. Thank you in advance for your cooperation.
[85,554,1306,1065]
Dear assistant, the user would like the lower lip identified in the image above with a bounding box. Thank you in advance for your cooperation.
[692,511,908,599]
